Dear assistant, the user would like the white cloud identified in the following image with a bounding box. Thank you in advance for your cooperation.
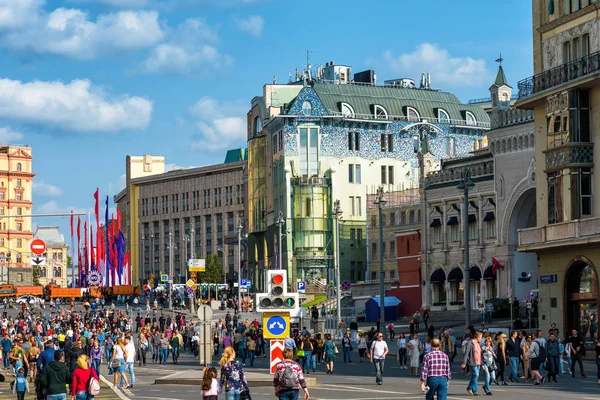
[188,97,247,151]
[35,200,88,215]
[235,15,264,38]
[0,127,24,143]
[383,43,490,87]
[0,1,164,59]
[165,163,197,172]
[0,77,152,132]
[107,174,126,196]
[33,181,64,197]
[140,18,231,75]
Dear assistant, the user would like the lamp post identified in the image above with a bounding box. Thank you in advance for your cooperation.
[457,168,475,329]
[150,233,155,288]
[333,200,343,328]
[276,211,285,270]
[374,187,387,330]
[237,218,244,306]
[168,232,175,318]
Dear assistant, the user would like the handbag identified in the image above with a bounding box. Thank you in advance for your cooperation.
[88,375,101,396]
[111,359,121,369]
[296,349,305,357]
[240,389,252,400]
[333,345,339,355]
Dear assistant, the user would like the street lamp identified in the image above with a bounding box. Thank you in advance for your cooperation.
[374,187,387,331]
[457,168,475,329]
[276,211,285,270]
[150,233,155,290]
[333,200,343,328]
[237,218,244,306]
[168,232,175,317]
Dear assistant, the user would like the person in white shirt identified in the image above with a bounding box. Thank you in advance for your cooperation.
[124,336,137,388]
[370,332,389,385]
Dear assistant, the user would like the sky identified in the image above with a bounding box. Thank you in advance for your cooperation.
[0,0,533,237]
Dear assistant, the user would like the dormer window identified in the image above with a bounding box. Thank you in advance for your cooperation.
[465,111,477,126]
[374,105,388,120]
[406,107,420,122]
[438,109,450,123]
[340,102,355,118]
[301,101,312,116]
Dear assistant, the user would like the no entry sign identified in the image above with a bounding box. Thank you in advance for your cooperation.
[30,239,46,255]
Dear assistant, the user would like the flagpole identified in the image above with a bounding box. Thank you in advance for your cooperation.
[87,212,92,286]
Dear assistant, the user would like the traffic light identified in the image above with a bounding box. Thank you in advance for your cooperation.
[255,270,299,312]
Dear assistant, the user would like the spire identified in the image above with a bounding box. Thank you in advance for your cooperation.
[493,54,508,87]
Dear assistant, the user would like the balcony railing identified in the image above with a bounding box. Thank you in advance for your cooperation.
[518,216,600,249]
[518,50,600,99]
[544,142,593,172]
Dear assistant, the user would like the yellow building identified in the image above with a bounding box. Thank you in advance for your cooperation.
[33,227,68,287]
[0,145,34,273]
[517,0,600,338]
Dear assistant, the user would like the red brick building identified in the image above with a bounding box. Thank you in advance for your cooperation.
[387,229,422,316]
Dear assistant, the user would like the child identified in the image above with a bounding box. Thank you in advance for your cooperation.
[200,367,221,400]
[12,367,29,400]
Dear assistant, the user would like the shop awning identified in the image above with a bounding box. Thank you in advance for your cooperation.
[447,216,458,226]
[430,219,441,228]
[484,212,495,222]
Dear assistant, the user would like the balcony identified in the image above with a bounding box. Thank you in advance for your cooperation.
[291,176,331,186]
[544,142,593,172]
[518,217,600,251]
[517,50,600,100]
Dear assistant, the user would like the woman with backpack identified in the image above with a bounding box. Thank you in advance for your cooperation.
[71,354,99,400]
[219,347,249,400]
[273,348,310,400]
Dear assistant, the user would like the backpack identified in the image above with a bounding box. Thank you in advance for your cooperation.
[88,375,101,396]
[535,339,546,359]
[280,362,299,389]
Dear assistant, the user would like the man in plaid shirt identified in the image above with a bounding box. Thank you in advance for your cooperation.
[421,338,451,400]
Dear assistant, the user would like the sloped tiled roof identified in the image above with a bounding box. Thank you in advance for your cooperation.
[34,226,66,247]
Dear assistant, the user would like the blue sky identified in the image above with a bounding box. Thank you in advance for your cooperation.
[0,0,533,235]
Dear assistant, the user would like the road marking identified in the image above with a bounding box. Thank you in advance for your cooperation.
[99,374,131,400]
[318,384,408,395]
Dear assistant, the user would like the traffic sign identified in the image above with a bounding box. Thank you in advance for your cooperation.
[30,239,46,255]
[297,281,306,292]
[188,259,205,272]
[186,279,195,288]
[341,280,351,291]
[269,340,284,374]
[187,287,194,295]
[161,274,169,282]
[263,312,290,339]
[240,278,248,287]
[30,256,46,266]
[168,275,173,282]
[197,304,213,322]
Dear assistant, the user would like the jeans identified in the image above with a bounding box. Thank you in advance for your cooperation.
[486,311,492,323]
[302,351,312,372]
[373,358,385,383]
[351,330,357,342]
[125,361,135,385]
[467,364,480,393]
[2,353,9,369]
[482,365,495,393]
[248,350,255,366]
[509,356,519,381]
[596,357,600,379]
[398,349,407,366]
[47,395,67,400]
[425,376,448,400]
[277,389,299,400]
[343,346,352,363]
[105,348,113,372]
[171,346,180,363]
[76,391,95,400]
[91,358,101,378]
[239,348,247,364]
[311,353,317,370]
[159,349,168,364]
[547,355,559,378]
[225,389,241,400]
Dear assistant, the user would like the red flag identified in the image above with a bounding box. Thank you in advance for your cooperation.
[117,207,122,231]
[94,188,99,227]
[491,257,504,275]
[84,221,88,269]
[70,210,74,238]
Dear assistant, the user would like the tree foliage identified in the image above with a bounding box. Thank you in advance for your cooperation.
[195,253,224,283]
[32,265,41,286]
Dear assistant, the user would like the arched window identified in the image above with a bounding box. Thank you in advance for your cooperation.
[40,267,46,278]
[438,109,450,123]
[16,163,22,172]
[301,101,312,116]
[57,267,62,277]
[374,105,388,120]
[406,107,420,122]
[340,102,355,118]
[465,111,477,126]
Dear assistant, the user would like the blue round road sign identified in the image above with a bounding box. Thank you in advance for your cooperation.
[341,280,351,291]
[266,315,287,336]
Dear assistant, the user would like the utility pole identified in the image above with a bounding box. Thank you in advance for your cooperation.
[374,187,387,330]
[168,232,174,318]
[458,168,475,329]
[334,200,343,329]
[276,211,285,270]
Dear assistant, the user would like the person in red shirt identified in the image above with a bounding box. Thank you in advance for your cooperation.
[71,354,99,400]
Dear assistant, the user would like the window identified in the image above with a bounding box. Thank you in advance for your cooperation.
[469,217,478,240]
[348,164,361,184]
[380,134,393,152]
[357,229,362,247]
[341,102,355,118]
[390,240,395,257]
[350,196,355,216]
[371,242,377,258]
[388,166,394,185]
[253,116,262,135]
[348,131,360,151]
[0,207,3,215]
[374,105,388,119]
[548,171,563,224]
[0,238,3,246]
[16,207,21,216]
[348,164,354,183]
[574,167,592,218]
[299,127,319,175]
[438,109,450,122]
[356,196,362,216]
[433,226,442,244]
[563,40,572,64]
[381,166,387,184]
[305,198,312,217]
[16,239,22,248]
[570,89,590,143]
[407,107,420,122]
[301,101,312,116]
[465,111,477,126]
[16,163,22,172]
[16,179,21,187]
[16,223,22,231]
[350,229,356,247]
[371,214,377,228]
[487,219,496,239]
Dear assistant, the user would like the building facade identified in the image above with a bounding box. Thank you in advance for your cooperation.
[34,226,68,287]
[0,145,35,285]
[517,0,600,336]
[115,152,247,287]
[246,63,490,291]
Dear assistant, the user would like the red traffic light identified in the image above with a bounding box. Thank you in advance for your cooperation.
[272,274,284,285]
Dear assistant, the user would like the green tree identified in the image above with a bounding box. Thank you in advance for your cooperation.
[32,265,41,286]
[67,255,72,267]
[196,253,224,283]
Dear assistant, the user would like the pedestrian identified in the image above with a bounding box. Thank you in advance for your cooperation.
[566,328,586,378]
[12,367,29,400]
[495,333,508,385]
[527,332,545,385]
[397,333,408,368]
[357,333,368,363]
[170,330,181,364]
[247,335,256,367]
[341,333,352,363]
[338,320,346,340]
[349,319,358,343]
[138,333,148,367]
[420,338,450,400]
[506,331,520,383]
[272,348,310,400]
[323,334,336,374]
[481,337,497,395]
[37,339,56,373]
[408,332,421,376]
[110,338,130,389]
[521,334,532,382]
[219,347,249,400]
[71,354,99,400]
[124,336,136,388]
[201,367,221,400]
[479,303,486,325]
[39,350,71,400]
[423,309,430,330]
[461,331,483,396]
[594,336,600,385]
[546,331,560,382]
[300,334,313,374]
[67,340,84,374]
[387,321,395,340]
[564,340,573,375]
[485,301,493,323]
[89,340,102,379]
[213,332,221,357]
[369,330,388,385]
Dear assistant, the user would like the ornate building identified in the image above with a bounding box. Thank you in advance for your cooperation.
[33,226,68,287]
